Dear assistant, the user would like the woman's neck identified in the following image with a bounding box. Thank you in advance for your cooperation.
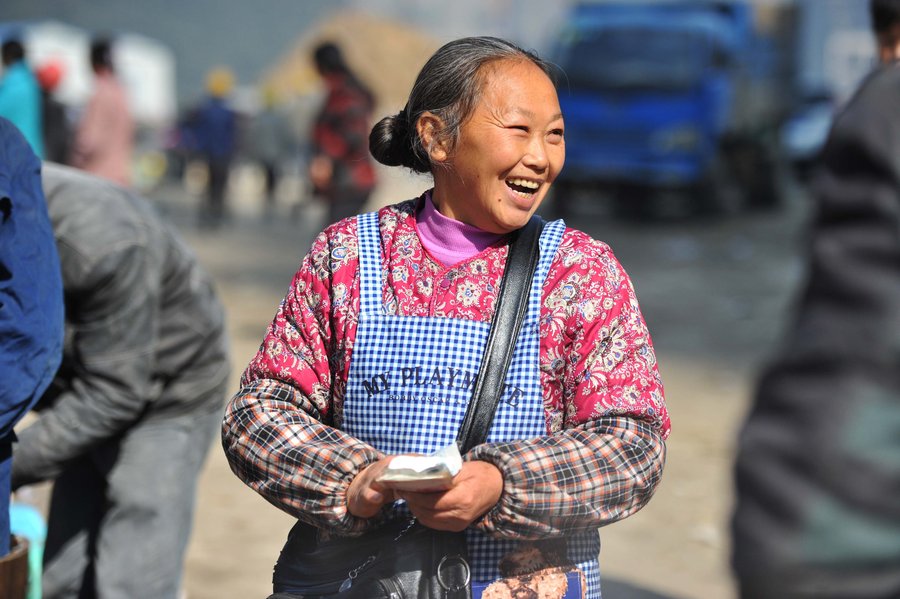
[416,192,504,267]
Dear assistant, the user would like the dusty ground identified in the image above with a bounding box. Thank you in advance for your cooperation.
[147,165,810,599]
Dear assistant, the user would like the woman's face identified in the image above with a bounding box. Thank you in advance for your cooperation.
[430,59,565,234]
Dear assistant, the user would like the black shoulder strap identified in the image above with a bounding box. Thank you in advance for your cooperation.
[456,215,544,454]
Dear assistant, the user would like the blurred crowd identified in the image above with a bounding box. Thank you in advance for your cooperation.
[0,35,135,184]
[0,30,361,232]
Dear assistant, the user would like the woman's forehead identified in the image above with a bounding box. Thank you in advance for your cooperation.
[476,60,559,113]
[478,57,546,82]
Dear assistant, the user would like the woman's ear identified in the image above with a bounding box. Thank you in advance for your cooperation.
[416,112,448,163]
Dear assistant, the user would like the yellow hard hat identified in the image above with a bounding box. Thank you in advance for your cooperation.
[206,67,234,97]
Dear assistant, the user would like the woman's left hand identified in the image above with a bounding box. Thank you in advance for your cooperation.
[397,460,503,531]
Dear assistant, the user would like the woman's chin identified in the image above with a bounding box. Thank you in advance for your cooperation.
[511,194,546,223]
[495,208,538,233]
[505,187,539,212]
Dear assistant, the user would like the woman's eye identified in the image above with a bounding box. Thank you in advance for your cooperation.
[548,129,564,141]
[510,125,529,132]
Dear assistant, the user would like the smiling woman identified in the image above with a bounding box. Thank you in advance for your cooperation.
[222,36,670,599]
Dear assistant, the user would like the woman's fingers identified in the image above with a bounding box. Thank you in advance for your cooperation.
[346,458,395,518]
[400,461,502,530]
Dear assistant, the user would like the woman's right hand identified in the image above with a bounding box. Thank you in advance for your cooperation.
[346,457,397,518]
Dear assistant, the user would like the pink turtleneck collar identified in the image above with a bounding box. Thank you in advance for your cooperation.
[415,192,504,267]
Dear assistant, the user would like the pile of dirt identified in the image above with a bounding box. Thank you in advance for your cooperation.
[260,9,441,117]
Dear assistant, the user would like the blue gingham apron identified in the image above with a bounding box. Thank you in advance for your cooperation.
[343,211,602,598]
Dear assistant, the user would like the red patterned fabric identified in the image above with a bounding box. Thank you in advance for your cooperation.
[311,72,376,195]
[247,196,667,433]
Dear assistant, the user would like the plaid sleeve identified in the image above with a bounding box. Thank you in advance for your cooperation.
[222,217,391,535]
[222,378,388,534]
[466,416,665,539]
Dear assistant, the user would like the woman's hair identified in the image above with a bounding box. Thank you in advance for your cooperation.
[872,0,900,34]
[313,41,374,108]
[1,40,25,66]
[369,36,553,174]
[90,37,114,71]
[313,42,347,76]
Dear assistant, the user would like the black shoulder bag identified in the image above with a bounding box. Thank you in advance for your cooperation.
[332,216,544,599]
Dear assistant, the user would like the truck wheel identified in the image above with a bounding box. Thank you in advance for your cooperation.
[547,181,575,220]
[695,156,741,217]
[745,148,784,211]
[546,181,616,222]
[726,140,783,211]
[643,188,695,220]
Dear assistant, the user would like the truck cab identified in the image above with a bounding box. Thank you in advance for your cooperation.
[551,1,782,218]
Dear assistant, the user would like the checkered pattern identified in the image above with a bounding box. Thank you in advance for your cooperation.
[345,212,600,597]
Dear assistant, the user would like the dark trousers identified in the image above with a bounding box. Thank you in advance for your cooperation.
[41,406,222,598]
[202,158,230,228]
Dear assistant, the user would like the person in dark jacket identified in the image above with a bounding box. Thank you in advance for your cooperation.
[731,4,900,595]
[308,42,377,225]
[12,163,230,598]
[190,67,238,229]
[0,117,63,562]
[36,61,72,165]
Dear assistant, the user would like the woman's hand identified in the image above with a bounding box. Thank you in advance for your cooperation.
[347,457,397,519]
[397,460,503,531]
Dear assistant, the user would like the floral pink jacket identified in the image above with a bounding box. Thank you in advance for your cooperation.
[224,197,670,537]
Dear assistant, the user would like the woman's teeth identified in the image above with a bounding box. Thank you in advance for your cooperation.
[506,178,540,196]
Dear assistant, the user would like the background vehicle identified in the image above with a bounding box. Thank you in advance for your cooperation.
[550,0,795,219]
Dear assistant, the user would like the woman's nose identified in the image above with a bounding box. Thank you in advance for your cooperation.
[523,137,548,171]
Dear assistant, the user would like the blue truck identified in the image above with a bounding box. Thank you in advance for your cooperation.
[550,0,792,218]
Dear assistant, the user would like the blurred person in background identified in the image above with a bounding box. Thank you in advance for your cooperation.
[0,117,63,591]
[223,36,669,599]
[36,61,72,165]
[11,163,230,599]
[249,85,295,219]
[71,36,134,187]
[308,41,377,225]
[0,39,44,158]
[189,66,238,229]
[732,1,900,596]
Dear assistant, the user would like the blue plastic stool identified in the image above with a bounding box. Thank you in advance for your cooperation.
[9,503,44,599]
